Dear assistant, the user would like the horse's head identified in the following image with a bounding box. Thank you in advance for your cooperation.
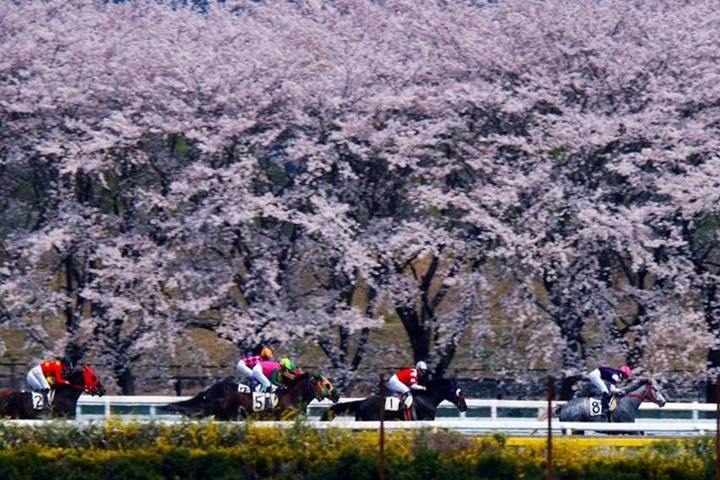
[311,372,340,403]
[446,379,468,412]
[425,378,467,412]
[625,377,666,407]
[80,365,106,396]
[644,378,666,407]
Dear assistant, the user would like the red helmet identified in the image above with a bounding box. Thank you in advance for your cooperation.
[620,365,632,379]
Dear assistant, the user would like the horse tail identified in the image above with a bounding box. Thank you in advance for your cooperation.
[158,391,208,416]
[530,403,562,435]
[5,391,32,419]
[537,408,549,422]
[0,389,11,417]
[319,400,362,421]
[537,402,562,421]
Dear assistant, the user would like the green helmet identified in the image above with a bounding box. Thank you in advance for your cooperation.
[280,357,296,372]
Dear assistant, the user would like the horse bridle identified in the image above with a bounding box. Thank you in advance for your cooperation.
[310,375,336,402]
[448,380,465,405]
[626,380,660,403]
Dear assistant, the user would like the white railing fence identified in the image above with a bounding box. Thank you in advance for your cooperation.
[67,395,719,436]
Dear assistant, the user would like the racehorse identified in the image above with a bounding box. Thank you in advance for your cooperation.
[0,365,106,419]
[320,377,467,421]
[211,371,341,421]
[161,371,340,420]
[159,376,240,418]
[554,377,667,435]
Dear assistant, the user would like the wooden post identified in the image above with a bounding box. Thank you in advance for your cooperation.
[379,373,386,480]
[547,375,553,480]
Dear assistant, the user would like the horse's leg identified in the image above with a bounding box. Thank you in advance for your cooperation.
[5,393,19,419]
[210,399,224,420]
[241,395,255,420]
[238,406,249,420]
[225,394,243,421]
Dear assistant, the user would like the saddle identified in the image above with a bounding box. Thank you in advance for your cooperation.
[604,395,618,422]
[608,395,618,412]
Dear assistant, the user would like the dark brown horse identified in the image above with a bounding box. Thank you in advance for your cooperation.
[159,376,241,418]
[210,371,341,421]
[161,371,341,421]
[0,365,106,419]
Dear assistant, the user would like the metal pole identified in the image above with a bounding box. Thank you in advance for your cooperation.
[715,375,720,480]
[547,375,553,480]
[379,373,386,480]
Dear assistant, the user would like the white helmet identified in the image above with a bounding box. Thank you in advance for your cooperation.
[415,361,428,372]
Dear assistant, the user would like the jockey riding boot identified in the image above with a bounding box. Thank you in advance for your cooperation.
[401,392,413,420]
[41,389,51,410]
[601,392,611,420]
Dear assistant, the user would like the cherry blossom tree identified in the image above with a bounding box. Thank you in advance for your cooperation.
[2,0,720,400]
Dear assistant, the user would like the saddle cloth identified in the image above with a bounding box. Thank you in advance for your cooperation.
[589,396,617,416]
[30,390,55,411]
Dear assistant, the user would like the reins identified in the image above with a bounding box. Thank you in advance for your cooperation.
[66,384,86,392]
[625,381,656,402]
[308,377,324,402]
[308,376,333,402]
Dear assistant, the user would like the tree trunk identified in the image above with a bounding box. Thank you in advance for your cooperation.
[705,349,720,403]
[118,367,135,395]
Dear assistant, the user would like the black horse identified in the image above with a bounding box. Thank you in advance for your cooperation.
[0,365,106,419]
[320,377,467,421]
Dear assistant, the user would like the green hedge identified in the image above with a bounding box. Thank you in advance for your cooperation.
[0,420,715,479]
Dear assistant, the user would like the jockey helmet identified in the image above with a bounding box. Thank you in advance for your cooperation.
[260,347,273,360]
[415,361,428,372]
[620,365,632,379]
[280,357,297,380]
[61,356,73,371]
[280,357,296,372]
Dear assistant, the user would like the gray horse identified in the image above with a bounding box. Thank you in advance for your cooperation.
[555,377,667,435]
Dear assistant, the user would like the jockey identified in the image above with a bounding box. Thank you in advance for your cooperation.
[246,355,279,394]
[587,365,632,414]
[26,356,74,409]
[386,361,429,418]
[270,357,299,389]
[235,347,274,392]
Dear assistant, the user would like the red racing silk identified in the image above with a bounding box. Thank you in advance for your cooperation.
[39,360,70,386]
[395,368,420,388]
